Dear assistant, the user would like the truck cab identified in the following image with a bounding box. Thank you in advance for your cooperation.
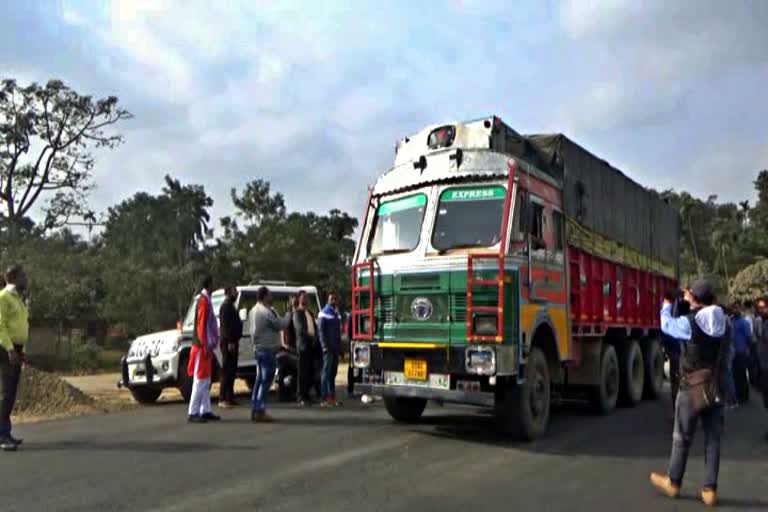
[351,116,675,439]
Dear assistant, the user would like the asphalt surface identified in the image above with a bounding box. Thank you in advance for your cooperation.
[3,390,768,512]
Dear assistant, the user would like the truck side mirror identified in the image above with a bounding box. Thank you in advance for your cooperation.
[239,309,248,322]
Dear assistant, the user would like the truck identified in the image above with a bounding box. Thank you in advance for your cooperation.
[350,116,679,440]
[119,283,321,404]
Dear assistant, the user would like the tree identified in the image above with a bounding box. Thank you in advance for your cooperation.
[220,180,358,306]
[731,259,768,300]
[0,79,131,233]
[100,175,212,335]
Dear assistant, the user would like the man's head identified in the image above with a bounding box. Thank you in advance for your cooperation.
[4,265,28,291]
[298,290,308,308]
[744,299,754,312]
[225,287,238,301]
[199,275,213,293]
[687,280,715,308]
[256,286,272,306]
[327,291,337,308]
[757,298,768,317]
[730,301,742,316]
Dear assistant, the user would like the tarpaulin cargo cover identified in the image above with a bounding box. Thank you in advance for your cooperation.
[525,134,679,278]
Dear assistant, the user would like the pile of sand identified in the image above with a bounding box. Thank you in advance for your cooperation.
[14,366,95,417]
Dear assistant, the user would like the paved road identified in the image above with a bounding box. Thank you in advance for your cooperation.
[3,391,768,512]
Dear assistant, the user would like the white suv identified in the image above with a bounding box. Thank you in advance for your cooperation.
[119,283,321,404]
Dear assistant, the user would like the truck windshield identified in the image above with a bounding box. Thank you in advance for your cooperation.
[369,193,427,255]
[432,185,506,252]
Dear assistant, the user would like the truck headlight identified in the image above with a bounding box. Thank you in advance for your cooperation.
[352,343,371,368]
[473,315,497,336]
[465,346,496,375]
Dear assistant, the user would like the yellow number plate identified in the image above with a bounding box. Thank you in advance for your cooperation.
[404,359,427,381]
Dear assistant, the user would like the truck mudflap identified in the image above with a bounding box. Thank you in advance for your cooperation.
[355,383,495,408]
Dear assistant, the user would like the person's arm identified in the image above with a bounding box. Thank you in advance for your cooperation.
[0,294,14,353]
[266,308,292,331]
[660,302,692,341]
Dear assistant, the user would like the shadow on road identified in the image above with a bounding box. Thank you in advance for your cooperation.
[412,397,768,463]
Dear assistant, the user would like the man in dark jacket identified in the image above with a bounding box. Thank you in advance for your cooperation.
[318,292,342,407]
[293,291,317,407]
[650,281,728,507]
[218,287,242,408]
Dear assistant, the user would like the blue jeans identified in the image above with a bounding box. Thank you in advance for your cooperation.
[667,389,724,490]
[321,352,339,400]
[252,349,276,413]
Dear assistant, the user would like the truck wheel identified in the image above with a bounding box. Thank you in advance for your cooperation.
[384,396,427,423]
[495,346,550,441]
[642,338,664,400]
[177,352,193,403]
[130,387,162,404]
[590,344,619,415]
[619,340,645,406]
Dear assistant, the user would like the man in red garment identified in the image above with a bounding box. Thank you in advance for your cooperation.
[187,275,221,423]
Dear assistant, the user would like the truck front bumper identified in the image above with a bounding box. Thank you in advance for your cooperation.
[355,383,495,407]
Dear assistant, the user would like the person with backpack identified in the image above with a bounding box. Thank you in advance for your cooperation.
[650,281,728,508]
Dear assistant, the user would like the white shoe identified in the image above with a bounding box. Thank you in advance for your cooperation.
[361,394,374,404]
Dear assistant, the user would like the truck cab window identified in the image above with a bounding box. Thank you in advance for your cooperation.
[529,201,546,250]
[552,210,564,253]
[369,193,427,256]
[432,185,505,252]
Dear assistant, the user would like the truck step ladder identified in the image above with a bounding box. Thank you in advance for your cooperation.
[465,161,516,343]
[351,261,375,340]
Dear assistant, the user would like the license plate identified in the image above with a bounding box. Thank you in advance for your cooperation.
[384,371,450,390]
[404,359,427,381]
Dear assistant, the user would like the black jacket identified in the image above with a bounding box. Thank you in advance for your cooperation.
[219,300,243,342]
[293,308,318,352]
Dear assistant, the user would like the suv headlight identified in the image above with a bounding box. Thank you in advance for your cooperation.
[352,342,371,368]
[473,314,497,336]
[465,346,496,375]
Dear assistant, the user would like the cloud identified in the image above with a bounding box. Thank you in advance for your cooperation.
[557,0,768,133]
[2,0,767,235]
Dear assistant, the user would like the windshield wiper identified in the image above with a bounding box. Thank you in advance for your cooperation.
[376,248,412,255]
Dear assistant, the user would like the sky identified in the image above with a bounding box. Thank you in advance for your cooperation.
[2,0,767,228]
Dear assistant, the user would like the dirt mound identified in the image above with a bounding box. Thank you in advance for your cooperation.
[14,366,95,416]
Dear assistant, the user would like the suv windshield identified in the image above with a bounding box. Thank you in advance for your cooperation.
[432,185,506,252]
[369,193,427,255]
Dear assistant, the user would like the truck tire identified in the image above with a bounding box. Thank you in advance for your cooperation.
[384,396,427,423]
[619,340,645,407]
[495,346,550,441]
[177,352,193,403]
[642,338,664,400]
[130,387,162,404]
[590,344,619,415]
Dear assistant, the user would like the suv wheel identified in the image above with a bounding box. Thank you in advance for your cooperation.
[130,387,162,404]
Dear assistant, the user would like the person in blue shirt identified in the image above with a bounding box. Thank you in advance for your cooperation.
[730,302,752,404]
